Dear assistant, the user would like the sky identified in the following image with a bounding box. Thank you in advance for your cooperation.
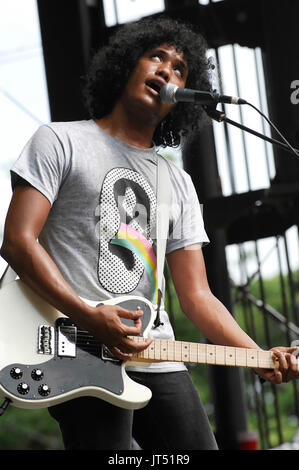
[0,0,298,282]
[0,0,50,274]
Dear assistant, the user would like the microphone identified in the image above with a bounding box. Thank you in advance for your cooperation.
[160,83,247,106]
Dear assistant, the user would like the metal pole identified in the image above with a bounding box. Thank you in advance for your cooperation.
[37,0,107,122]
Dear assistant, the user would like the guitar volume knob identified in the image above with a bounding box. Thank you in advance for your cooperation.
[10,367,23,379]
[31,369,43,381]
[17,383,30,395]
[38,384,51,396]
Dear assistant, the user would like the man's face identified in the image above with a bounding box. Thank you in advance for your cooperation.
[120,44,188,125]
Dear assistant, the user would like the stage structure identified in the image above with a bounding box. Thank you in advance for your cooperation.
[37,0,299,450]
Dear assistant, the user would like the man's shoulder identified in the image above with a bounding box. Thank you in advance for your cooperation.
[156,152,192,186]
[29,120,92,142]
[43,119,94,136]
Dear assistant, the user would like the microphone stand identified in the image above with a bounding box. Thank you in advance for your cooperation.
[204,105,299,156]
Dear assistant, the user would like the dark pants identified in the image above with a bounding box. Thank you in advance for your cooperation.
[48,370,218,450]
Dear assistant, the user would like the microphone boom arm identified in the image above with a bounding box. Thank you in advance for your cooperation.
[204,105,299,157]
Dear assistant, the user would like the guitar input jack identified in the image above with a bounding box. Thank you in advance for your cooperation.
[0,398,11,416]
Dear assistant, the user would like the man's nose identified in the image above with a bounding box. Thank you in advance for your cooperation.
[155,62,171,82]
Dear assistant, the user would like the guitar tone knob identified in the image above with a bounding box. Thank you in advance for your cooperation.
[10,367,23,380]
[31,369,43,381]
[17,383,30,395]
[38,384,51,396]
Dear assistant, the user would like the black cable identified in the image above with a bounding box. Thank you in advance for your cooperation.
[0,398,11,416]
[243,100,299,159]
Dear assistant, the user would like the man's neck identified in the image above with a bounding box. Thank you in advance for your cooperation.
[95,102,157,149]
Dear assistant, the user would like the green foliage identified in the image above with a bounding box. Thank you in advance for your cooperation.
[235,269,299,346]
[0,406,63,450]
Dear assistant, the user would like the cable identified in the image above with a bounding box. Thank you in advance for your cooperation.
[243,100,299,159]
[0,398,11,417]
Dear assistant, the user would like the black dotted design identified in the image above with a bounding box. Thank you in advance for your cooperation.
[97,167,156,294]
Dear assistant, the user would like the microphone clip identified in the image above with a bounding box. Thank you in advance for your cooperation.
[204,104,226,122]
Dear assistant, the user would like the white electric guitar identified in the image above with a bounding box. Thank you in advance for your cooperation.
[0,280,284,411]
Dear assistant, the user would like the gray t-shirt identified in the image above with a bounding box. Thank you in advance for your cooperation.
[11,120,209,372]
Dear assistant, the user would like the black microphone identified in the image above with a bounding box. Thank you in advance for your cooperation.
[160,83,247,105]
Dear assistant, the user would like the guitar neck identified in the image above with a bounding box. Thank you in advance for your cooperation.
[131,337,275,369]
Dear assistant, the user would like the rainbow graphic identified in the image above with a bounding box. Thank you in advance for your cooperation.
[110,222,157,303]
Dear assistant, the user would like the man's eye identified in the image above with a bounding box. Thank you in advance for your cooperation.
[174,67,184,77]
[151,54,162,60]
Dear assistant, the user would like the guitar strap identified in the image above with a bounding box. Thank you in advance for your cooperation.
[154,154,172,328]
[0,155,172,328]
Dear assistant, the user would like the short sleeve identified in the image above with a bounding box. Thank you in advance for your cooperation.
[10,125,69,205]
[166,173,209,254]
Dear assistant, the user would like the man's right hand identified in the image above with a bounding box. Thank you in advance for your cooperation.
[83,304,153,361]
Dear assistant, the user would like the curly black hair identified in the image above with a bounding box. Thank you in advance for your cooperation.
[83,16,212,147]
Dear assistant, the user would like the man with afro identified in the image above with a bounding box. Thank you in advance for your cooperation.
[1,16,298,450]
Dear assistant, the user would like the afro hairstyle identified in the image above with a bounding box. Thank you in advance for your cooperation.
[83,15,213,147]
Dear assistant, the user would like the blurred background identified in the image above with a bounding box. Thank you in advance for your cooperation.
[0,0,298,450]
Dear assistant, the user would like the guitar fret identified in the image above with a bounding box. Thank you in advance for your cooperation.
[215,345,225,365]
[207,344,216,364]
[134,337,142,358]
[246,349,258,368]
[197,343,206,364]
[134,337,143,360]
[258,350,274,368]
[181,341,189,362]
[154,339,160,360]
[148,343,155,360]
[175,341,182,361]
[160,339,168,360]
[189,343,198,363]
[235,348,247,367]
[225,346,236,366]
[168,340,174,361]
[142,338,149,360]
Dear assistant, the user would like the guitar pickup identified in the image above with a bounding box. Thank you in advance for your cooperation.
[57,324,77,358]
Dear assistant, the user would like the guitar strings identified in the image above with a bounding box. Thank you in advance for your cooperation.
[64,329,274,368]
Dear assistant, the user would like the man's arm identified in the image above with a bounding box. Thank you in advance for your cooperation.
[0,185,152,360]
[167,245,299,383]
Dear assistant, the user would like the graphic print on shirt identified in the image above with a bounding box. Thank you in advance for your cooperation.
[97,167,158,302]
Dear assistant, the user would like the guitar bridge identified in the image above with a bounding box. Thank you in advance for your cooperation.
[38,325,55,355]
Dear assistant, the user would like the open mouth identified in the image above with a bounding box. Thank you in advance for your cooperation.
[145,80,163,97]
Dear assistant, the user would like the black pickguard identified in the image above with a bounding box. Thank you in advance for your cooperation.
[0,298,152,402]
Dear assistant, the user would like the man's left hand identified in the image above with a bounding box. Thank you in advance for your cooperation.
[255,346,299,384]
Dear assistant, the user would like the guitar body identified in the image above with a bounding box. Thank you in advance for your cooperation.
[0,280,155,410]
